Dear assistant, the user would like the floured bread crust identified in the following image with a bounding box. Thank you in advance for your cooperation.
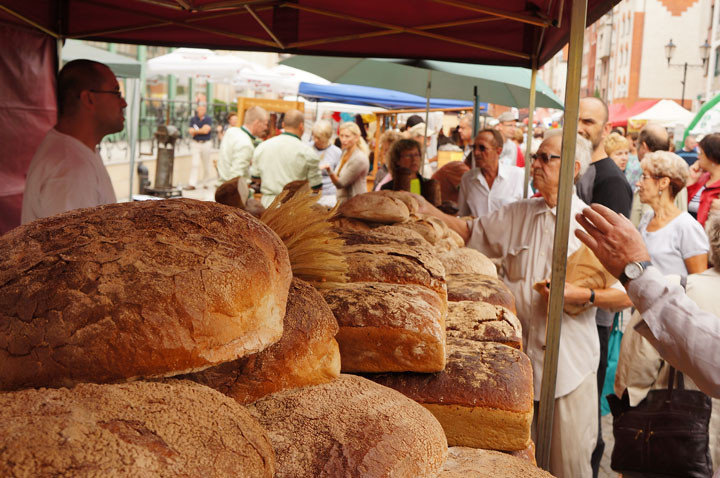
[344,243,447,300]
[367,337,533,451]
[322,282,446,372]
[338,227,430,248]
[0,380,275,477]
[439,248,497,277]
[0,199,292,390]
[185,278,341,403]
[339,192,410,224]
[248,374,448,478]
[446,273,516,313]
[446,301,522,349]
[438,447,553,477]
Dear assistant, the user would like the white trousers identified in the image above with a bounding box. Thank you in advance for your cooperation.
[189,140,213,187]
[532,372,598,478]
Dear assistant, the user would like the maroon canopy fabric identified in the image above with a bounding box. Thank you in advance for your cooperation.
[0,0,620,68]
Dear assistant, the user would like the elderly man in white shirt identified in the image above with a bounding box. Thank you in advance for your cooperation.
[216,105,268,184]
[457,128,528,217]
[419,131,632,478]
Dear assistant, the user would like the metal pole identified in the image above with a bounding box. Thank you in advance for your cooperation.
[422,70,432,175]
[681,62,688,108]
[523,65,537,199]
[536,0,588,470]
[473,85,480,137]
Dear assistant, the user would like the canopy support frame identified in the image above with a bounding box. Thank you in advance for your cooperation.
[536,0,587,470]
[523,61,537,198]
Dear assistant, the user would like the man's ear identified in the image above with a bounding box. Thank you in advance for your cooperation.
[602,121,612,139]
[78,90,94,109]
[573,159,581,180]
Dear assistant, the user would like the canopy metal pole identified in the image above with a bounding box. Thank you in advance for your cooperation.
[535,0,587,471]
[523,65,537,199]
[472,85,479,137]
[422,70,432,174]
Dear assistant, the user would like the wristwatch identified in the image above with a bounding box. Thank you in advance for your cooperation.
[619,261,652,286]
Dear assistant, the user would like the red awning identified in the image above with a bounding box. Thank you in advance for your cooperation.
[609,99,659,127]
[0,0,621,68]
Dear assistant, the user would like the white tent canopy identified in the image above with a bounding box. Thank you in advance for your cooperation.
[235,65,330,97]
[628,99,694,128]
[147,48,261,82]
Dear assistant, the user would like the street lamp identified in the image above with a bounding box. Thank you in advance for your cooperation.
[665,38,711,108]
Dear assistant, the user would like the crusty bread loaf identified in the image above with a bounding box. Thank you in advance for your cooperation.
[332,216,373,231]
[185,278,341,403]
[339,192,410,223]
[340,227,430,248]
[367,337,533,451]
[502,440,537,465]
[0,380,275,477]
[0,199,292,391]
[439,248,497,277]
[322,282,446,373]
[446,301,522,349]
[446,273,516,313]
[438,447,553,478]
[394,217,444,244]
[375,190,421,213]
[248,374,448,478]
[344,243,447,299]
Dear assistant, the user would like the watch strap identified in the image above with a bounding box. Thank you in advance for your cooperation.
[620,260,652,286]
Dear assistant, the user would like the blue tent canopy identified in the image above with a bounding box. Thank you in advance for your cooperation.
[298,82,483,111]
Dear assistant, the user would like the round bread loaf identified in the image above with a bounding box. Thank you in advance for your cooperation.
[339,192,410,224]
[331,216,373,231]
[0,380,275,477]
[446,301,522,349]
[439,248,497,277]
[185,278,341,404]
[0,199,292,390]
[374,190,420,213]
[446,273,516,313]
[438,447,553,478]
[394,217,444,244]
[248,374,448,478]
[339,227,430,248]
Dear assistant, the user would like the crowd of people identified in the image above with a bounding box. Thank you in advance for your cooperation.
[19,59,720,478]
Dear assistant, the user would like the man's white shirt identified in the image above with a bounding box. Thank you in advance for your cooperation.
[457,163,528,217]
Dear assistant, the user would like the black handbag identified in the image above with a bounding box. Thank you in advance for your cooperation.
[607,367,713,477]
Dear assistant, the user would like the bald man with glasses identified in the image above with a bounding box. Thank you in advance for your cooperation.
[22,59,125,224]
[456,128,529,217]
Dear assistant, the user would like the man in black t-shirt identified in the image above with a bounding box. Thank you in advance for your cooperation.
[575,96,633,478]
[187,103,214,190]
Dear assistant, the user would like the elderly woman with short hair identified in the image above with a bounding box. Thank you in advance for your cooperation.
[636,150,708,277]
[311,120,342,207]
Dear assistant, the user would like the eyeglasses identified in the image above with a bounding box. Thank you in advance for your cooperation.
[641,173,663,181]
[473,144,488,152]
[89,89,124,99]
[532,152,562,163]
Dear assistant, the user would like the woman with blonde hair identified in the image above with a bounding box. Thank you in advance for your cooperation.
[636,150,708,277]
[321,122,369,204]
[604,132,642,190]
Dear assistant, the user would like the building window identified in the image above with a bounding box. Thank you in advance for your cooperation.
[715,47,720,77]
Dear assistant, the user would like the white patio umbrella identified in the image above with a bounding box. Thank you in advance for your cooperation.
[147,48,260,82]
[234,64,330,97]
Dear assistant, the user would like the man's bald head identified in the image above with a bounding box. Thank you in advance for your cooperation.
[57,59,109,117]
[638,123,669,159]
[283,109,305,129]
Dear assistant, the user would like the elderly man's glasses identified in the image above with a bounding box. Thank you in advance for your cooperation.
[473,144,488,152]
[89,89,124,99]
[532,152,561,163]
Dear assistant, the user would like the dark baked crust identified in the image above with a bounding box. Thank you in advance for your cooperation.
[446,301,522,349]
[322,282,446,372]
[0,199,292,390]
[248,374,447,478]
[0,380,275,477]
[367,337,532,412]
[446,273,516,313]
[338,192,410,224]
[185,278,341,403]
[344,243,447,298]
[337,227,429,248]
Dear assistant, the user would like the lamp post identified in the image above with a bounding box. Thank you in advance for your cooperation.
[665,39,711,108]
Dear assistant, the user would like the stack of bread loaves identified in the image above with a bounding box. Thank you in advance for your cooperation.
[1,197,453,477]
[331,191,536,466]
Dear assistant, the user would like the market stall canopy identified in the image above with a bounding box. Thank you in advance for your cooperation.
[0,0,620,68]
[608,99,658,127]
[146,48,260,82]
[62,39,141,78]
[282,56,563,109]
[628,99,694,128]
[235,64,330,97]
[298,82,476,110]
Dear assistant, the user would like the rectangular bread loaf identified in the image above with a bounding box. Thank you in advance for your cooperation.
[446,273,516,314]
[321,282,446,373]
[366,337,533,451]
[446,301,522,350]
